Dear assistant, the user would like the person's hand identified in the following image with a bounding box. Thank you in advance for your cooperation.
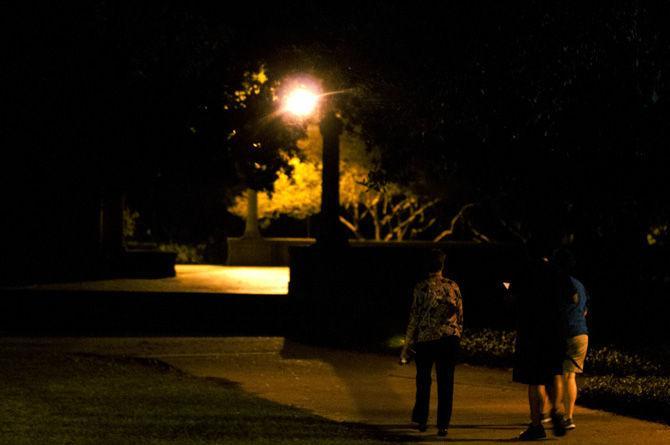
[399,345,410,365]
[502,281,515,306]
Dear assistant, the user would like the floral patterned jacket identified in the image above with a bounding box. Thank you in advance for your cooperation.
[404,274,464,344]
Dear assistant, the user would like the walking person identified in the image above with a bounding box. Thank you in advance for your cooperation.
[550,248,590,430]
[507,252,574,441]
[400,249,463,438]
[562,275,589,429]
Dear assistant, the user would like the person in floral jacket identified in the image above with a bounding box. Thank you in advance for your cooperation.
[400,249,463,437]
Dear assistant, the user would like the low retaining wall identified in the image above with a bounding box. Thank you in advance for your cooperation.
[119,249,176,278]
[288,242,525,347]
[227,237,315,266]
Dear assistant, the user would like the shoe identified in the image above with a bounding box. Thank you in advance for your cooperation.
[551,413,567,437]
[437,427,448,437]
[519,424,547,441]
[414,423,427,432]
[564,418,576,430]
[540,413,552,424]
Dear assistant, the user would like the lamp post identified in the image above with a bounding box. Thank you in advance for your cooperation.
[318,110,345,248]
[283,83,346,249]
[282,80,350,345]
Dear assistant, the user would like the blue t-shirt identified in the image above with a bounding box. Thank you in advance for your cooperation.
[566,276,589,337]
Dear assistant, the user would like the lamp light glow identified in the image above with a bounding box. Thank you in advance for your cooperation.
[283,86,319,117]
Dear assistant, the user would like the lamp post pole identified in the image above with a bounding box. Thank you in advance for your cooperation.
[280,80,346,248]
[318,110,345,248]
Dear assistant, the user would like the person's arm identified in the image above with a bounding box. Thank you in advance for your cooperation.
[571,290,579,305]
[453,282,464,329]
[562,275,578,305]
[502,280,516,307]
[584,289,590,317]
[401,286,421,361]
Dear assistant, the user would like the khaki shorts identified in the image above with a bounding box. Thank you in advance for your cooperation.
[563,334,588,373]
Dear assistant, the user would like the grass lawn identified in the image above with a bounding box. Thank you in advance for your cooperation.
[0,346,403,445]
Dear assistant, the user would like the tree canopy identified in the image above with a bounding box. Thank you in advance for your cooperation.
[7,1,670,253]
[228,124,443,240]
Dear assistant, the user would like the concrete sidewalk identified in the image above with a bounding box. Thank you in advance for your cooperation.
[28,336,670,444]
[9,265,290,295]
[0,266,290,335]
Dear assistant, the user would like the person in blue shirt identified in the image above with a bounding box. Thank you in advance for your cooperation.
[562,275,589,429]
[548,248,589,430]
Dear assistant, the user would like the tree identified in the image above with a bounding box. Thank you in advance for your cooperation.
[228,124,441,241]
[352,3,670,250]
[223,67,305,193]
[10,1,670,284]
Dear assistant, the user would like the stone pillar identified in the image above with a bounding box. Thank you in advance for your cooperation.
[227,188,272,265]
[242,188,261,239]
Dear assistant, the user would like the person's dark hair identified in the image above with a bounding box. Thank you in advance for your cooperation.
[426,249,446,274]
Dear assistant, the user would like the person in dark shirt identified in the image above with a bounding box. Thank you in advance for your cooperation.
[508,256,574,440]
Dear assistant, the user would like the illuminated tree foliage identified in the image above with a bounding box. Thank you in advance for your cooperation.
[228,125,440,241]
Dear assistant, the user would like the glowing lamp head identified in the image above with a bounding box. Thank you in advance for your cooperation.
[283,86,319,117]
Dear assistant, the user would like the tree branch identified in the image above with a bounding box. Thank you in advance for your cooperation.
[433,203,476,242]
[499,218,527,244]
[339,215,364,239]
[394,198,440,232]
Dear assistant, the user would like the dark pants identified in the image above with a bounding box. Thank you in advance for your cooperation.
[411,335,460,429]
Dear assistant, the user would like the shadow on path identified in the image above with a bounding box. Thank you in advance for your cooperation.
[280,339,408,424]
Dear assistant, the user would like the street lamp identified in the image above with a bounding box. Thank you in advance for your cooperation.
[283,87,319,117]
[282,81,345,249]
